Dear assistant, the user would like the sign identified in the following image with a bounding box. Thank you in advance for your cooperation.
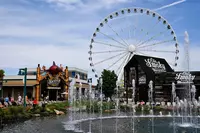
[47,87,61,89]
[144,58,166,73]
[48,75,61,87]
[175,72,195,84]
[139,76,146,84]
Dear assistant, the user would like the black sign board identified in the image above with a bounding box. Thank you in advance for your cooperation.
[124,54,173,86]
[47,75,61,88]
[155,71,200,85]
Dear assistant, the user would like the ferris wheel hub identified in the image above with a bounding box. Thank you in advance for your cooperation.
[128,44,136,53]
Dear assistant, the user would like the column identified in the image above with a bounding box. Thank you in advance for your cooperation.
[36,64,41,101]
[12,88,14,98]
[35,85,40,101]
[65,66,69,100]
[33,86,35,99]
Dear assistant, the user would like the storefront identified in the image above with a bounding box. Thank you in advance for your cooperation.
[124,54,200,103]
[155,71,200,101]
[2,62,95,101]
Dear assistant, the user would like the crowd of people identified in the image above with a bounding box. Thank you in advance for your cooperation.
[0,92,67,108]
[0,93,38,108]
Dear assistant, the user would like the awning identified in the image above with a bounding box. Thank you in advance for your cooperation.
[3,80,37,87]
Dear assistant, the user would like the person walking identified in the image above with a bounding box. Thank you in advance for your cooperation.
[18,93,22,104]
[33,98,38,109]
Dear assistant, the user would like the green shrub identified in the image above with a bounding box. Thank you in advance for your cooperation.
[143,105,150,114]
[46,102,68,112]
[9,106,24,116]
[85,101,116,113]
[0,108,4,117]
[135,105,142,112]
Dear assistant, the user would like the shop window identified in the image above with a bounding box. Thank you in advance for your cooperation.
[72,71,75,78]
[81,74,84,80]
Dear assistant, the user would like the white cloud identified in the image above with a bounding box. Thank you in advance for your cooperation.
[0,4,94,74]
[100,0,130,5]
[0,43,89,69]
[45,0,131,11]
[46,0,84,10]
[47,0,82,4]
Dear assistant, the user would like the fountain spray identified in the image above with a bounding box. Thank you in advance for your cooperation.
[68,78,76,130]
[184,31,192,118]
[132,79,136,133]
[88,78,92,133]
[148,80,154,133]
[99,77,103,133]
[115,81,120,133]
[79,81,82,131]
[172,82,176,133]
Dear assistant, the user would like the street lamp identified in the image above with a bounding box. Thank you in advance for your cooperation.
[22,68,27,107]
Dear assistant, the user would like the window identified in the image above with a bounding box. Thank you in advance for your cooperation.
[72,71,75,78]
[81,74,84,80]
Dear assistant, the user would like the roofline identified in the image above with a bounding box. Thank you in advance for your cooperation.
[68,67,88,74]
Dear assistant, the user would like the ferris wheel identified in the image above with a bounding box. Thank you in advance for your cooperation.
[88,7,179,82]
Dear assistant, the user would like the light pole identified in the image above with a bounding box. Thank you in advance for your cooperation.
[23,68,27,107]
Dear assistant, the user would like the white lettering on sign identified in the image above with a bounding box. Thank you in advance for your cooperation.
[139,76,146,84]
[48,75,61,87]
[47,87,61,89]
[144,58,166,72]
[175,72,195,83]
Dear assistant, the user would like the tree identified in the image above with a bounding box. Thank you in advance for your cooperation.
[0,69,5,79]
[101,69,117,100]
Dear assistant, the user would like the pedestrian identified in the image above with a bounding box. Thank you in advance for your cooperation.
[33,98,37,109]
[18,93,22,105]
[5,96,9,106]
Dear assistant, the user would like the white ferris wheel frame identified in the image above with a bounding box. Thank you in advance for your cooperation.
[88,7,179,83]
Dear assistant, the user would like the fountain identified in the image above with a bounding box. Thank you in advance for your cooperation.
[66,77,76,131]
[88,78,93,133]
[115,81,119,133]
[99,77,103,133]
[78,81,82,132]
[61,29,200,133]
[148,80,154,133]
[132,79,136,133]
[172,82,176,133]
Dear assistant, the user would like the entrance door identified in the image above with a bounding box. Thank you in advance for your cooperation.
[138,86,148,102]
[49,89,57,101]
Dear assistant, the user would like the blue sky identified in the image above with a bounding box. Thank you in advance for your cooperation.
[0,0,200,77]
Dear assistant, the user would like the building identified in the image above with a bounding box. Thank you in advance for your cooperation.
[2,62,95,101]
[155,71,200,101]
[124,54,200,103]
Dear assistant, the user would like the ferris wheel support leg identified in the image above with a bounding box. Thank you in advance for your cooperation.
[117,53,133,104]
[117,53,132,83]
